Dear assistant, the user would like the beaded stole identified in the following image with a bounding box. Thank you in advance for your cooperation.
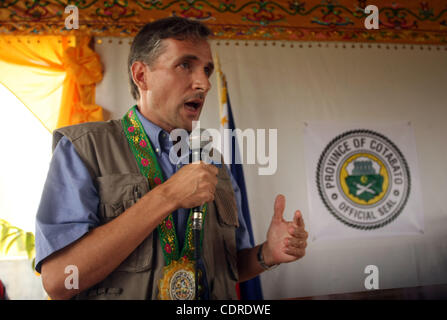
[121,105,207,300]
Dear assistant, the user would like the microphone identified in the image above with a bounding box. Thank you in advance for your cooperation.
[190,131,205,232]
[189,129,213,300]
[189,130,215,230]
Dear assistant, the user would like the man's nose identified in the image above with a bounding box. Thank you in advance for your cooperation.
[192,70,211,93]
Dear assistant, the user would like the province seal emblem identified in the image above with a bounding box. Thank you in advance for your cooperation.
[317,130,411,230]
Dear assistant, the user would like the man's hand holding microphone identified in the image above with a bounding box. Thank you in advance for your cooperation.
[160,161,218,211]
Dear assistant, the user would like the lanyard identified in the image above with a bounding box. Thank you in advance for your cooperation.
[121,105,207,265]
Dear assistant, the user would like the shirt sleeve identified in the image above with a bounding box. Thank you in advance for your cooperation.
[34,136,100,273]
[229,169,254,251]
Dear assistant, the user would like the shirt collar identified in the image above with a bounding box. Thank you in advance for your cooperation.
[134,107,172,153]
[133,107,212,167]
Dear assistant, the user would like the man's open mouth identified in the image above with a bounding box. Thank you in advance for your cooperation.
[185,102,200,109]
[184,100,202,112]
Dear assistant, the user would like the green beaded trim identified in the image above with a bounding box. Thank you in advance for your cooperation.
[121,105,207,265]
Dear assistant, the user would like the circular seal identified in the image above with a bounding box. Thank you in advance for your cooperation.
[169,269,195,300]
[317,129,411,230]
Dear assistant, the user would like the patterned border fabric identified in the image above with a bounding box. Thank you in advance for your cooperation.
[0,1,446,44]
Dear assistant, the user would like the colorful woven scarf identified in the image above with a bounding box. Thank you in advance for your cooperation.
[121,105,207,266]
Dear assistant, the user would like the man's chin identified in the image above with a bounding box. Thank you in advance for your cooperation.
[182,117,201,133]
[172,121,193,133]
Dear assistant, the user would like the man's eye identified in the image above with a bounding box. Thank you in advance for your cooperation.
[204,67,212,77]
[180,62,191,69]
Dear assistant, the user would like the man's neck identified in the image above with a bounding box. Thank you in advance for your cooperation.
[136,104,174,133]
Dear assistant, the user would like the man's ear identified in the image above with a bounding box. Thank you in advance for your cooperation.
[131,61,150,93]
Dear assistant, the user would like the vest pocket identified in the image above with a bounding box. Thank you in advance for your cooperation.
[96,173,153,273]
[86,287,123,298]
[96,173,148,219]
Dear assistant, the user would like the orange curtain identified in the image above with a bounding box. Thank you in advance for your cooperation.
[0,35,103,132]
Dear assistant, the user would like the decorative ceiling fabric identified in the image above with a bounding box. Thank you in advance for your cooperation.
[0,1,446,44]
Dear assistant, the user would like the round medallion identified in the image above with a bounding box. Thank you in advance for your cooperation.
[158,258,196,300]
[169,269,195,300]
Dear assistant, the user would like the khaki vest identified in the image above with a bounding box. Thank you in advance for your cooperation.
[53,119,239,300]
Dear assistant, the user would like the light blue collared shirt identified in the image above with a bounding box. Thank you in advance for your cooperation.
[35,109,252,273]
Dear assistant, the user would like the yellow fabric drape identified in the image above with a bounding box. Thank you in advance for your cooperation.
[0,35,103,132]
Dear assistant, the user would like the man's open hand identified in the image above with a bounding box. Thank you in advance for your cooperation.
[263,194,308,266]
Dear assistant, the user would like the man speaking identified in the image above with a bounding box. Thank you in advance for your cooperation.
[35,17,308,300]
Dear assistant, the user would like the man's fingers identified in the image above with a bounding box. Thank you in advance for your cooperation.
[284,246,306,258]
[206,190,215,202]
[285,237,307,249]
[204,162,219,175]
[293,210,305,228]
[287,226,308,239]
[175,161,218,208]
[273,194,286,221]
[192,161,218,175]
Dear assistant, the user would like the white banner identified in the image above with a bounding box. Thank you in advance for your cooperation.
[304,121,424,241]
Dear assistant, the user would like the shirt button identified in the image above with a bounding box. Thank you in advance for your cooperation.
[177,164,181,169]
[155,148,160,154]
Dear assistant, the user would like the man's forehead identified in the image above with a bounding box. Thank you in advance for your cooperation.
[161,38,212,62]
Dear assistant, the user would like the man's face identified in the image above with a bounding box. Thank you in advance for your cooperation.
[140,38,214,132]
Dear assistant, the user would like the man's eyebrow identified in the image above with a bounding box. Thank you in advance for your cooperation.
[177,54,199,62]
